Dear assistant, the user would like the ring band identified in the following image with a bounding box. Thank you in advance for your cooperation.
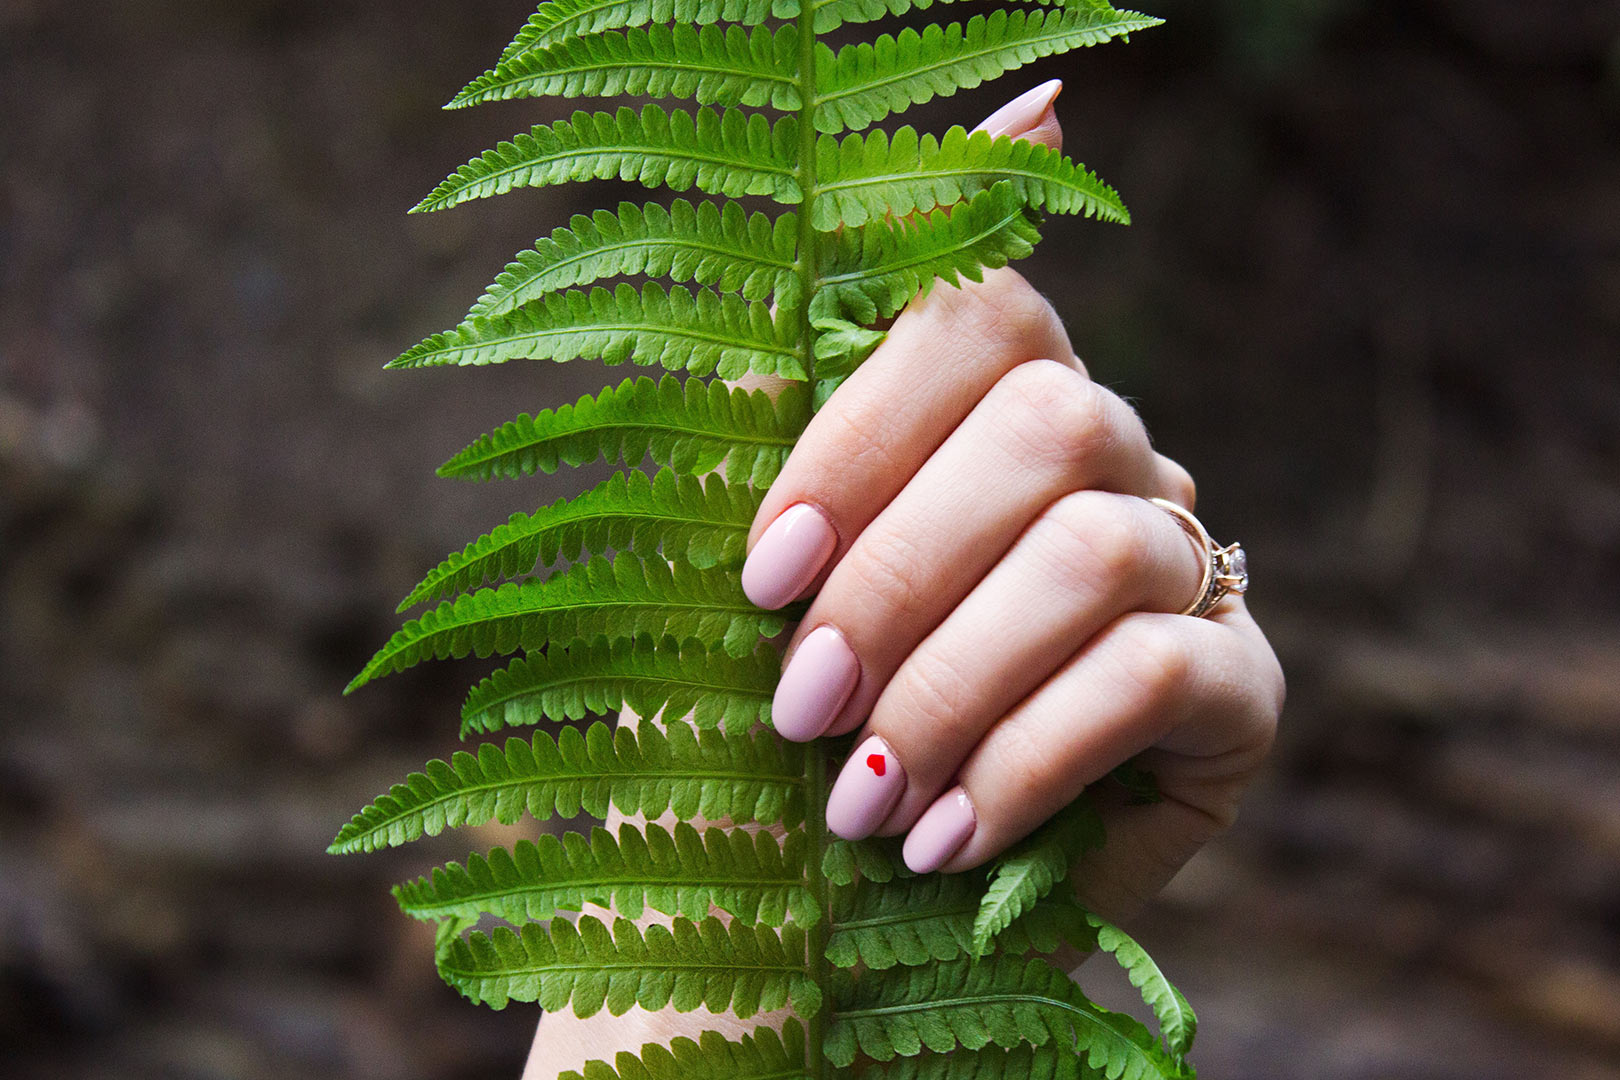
[1150,498,1249,618]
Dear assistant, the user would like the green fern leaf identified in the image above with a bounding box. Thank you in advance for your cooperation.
[814,8,1163,133]
[327,721,805,854]
[825,956,1184,1077]
[349,552,788,692]
[399,469,761,612]
[436,375,807,488]
[561,1020,812,1080]
[815,181,1040,322]
[460,636,779,737]
[388,282,802,380]
[809,0,1063,34]
[438,914,820,1016]
[468,200,797,320]
[825,873,1094,970]
[413,105,801,214]
[821,834,907,886]
[814,124,1128,230]
[454,24,800,111]
[854,1044,1087,1080]
[394,821,818,927]
[1086,913,1197,1061]
[971,796,1104,955]
[490,0,783,69]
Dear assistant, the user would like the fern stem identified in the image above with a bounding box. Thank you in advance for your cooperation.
[803,741,833,1079]
[791,5,835,1075]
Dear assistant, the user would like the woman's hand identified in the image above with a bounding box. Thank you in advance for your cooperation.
[741,81,1283,914]
[522,82,1284,1077]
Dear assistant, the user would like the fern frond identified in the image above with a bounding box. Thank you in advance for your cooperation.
[971,797,1104,955]
[342,4,1198,1073]
[438,914,819,1016]
[351,552,788,692]
[327,722,805,854]
[453,24,800,111]
[460,636,779,737]
[437,375,807,488]
[468,200,797,320]
[413,106,801,214]
[855,1045,1087,1080]
[825,956,1185,1078]
[394,821,817,927]
[389,283,802,380]
[562,1021,812,1080]
[1087,913,1197,1061]
[814,8,1163,134]
[809,0,1061,34]
[490,0,782,70]
[825,872,1094,970]
[399,469,761,612]
[814,182,1040,322]
[814,125,1128,230]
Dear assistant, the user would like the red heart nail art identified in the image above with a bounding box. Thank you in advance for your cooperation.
[866,753,886,777]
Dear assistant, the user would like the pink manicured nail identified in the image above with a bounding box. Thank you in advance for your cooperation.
[773,626,860,742]
[741,503,837,610]
[825,736,905,840]
[903,786,976,873]
[974,79,1063,139]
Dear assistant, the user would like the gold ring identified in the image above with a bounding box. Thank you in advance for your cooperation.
[1150,498,1249,618]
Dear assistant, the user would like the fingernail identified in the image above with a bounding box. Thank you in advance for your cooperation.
[825,736,905,840]
[772,626,860,742]
[741,503,837,610]
[903,786,976,873]
[974,79,1063,139]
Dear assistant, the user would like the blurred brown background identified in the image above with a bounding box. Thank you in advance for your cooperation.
[3,0,1618,1076]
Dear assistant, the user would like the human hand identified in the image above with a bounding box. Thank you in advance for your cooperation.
[522,82,1283,1078]
[740,80,1284,916]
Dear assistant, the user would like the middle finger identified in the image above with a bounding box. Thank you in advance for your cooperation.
[769,358,1172,747]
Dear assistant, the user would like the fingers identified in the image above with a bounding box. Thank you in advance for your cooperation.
[738,80,1071,609]
[975,78,1064,144]
[741,270,1082,608]
[909,605,1282,874]
[822,491,1208,836]
[767,360,1175,744]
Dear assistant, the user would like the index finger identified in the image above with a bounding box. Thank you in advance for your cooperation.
[737,87,1083,610]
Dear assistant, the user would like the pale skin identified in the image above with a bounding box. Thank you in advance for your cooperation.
[521,82,1285,1076]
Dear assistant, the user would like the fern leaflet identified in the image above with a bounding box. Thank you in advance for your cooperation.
[398,468,762,612]
[460,635,780,737]
[394,821,818,927]
[436,375,806,488]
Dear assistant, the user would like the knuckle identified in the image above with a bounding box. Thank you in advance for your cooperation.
[814,394,903,475]
[974,736,1063,816]
[915,269,1066,361]
[1111,618,1194,713]
[1040,492,1150,589]
[842,527,931,620]
[1159,455,1198,510]
[969,269,1063,342]
[993,361,1124,471]
[886,654,976,736]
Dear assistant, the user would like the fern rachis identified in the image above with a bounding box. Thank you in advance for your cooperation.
[334,1,1199,1077]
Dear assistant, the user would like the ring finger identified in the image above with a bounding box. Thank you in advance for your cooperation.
[769,358,1168,744]
[819,490,1208,841]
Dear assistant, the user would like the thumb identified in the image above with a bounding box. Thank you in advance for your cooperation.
[972,78,1064,150]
